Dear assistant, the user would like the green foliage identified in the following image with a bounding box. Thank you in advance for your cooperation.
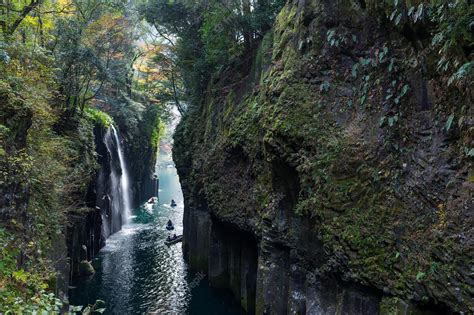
[84,107,114,128]
[319,80,331,93]
[416,271,426,281]
[142,0,285,104]
[348,42,416,132]
[1,0,166,312]
[445,113,455,131]
[150,119,166,152]
[200,5,242,67]
[69,300,107,314]
[54,5,136,116]
[0,227,62,313]
[326,29,356,48]
[384,0,473,92]
[0,3,124,309]
[447,61,473,87]
[429,1,473,76]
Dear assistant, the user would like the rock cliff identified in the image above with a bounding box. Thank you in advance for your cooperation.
[174,1,473,314]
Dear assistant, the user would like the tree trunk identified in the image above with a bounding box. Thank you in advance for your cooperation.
[242,0,252,51]
[8,0,45,36]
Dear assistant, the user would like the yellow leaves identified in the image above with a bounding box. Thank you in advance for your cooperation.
[57,0,71,7]
[83,13,129,49]
[12,269,27,284]
[133,43,171,91]
[435,203,447,230]
[23,15,39,28]
[468,171,474,183]
[41,17,55,32]
[21,14,53,32]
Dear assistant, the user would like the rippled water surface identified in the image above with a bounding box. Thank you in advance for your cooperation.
[69,150,243,314]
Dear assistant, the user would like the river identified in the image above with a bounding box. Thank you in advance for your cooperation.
[69,112,244,314]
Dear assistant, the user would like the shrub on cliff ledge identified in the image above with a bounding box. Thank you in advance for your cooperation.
[84,107,114,128]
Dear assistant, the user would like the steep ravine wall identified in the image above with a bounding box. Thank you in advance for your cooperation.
[119,105,162,207]
[1,82,160,303]
[174,0,473,314]
[67,120,159,279]
[67,125,108,278]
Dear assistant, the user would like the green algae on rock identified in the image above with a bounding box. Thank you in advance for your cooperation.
[174,0,473,314]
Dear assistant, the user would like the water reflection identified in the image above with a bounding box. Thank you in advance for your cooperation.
[69,144,243,315]
[69,105,245,314]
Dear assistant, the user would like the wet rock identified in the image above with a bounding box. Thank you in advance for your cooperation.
[379,296,409,315]
[78,260,95,277]
[173,0,473,313]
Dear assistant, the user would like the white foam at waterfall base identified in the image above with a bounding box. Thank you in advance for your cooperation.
[111,125,133,224]
[100,223,151,253]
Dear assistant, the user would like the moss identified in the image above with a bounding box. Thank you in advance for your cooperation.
[84,106,113,128]
[174,0,474,312]
[0,228,62,312]
[379,296,408,315]
[78,260,95,276]
[150,119,165,152]
[273,4,299,60]
[251,32,274,86]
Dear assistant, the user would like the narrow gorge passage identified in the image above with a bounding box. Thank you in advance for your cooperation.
[1,0,472,314]
[69,112,244,314]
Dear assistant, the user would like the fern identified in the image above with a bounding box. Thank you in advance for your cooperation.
[448,62,473,86]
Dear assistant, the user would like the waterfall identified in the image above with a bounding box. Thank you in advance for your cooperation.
[102,125,132,238]
[110,125,132,223]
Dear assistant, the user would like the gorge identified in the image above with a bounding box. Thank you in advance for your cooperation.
[0,0,472,314]
[68,109,244,313]
[68,123,134,278]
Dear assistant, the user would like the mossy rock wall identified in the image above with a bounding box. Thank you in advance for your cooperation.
[174,0,473,313]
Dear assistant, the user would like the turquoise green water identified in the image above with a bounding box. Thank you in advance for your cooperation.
[69,154,244,314]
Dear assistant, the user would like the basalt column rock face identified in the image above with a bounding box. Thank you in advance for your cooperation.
[207,220,258,310]
[119,105,162,207]
[67,125,108,278]
[67,208,103,277]
[174,0,472,314]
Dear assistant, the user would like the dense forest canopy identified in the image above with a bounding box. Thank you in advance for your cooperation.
[0,0,174,312]
[140,0,285,104]
[0,0,472,312]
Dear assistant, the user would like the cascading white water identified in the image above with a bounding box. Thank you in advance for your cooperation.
[102,125,133,238]
[110,125,132,224]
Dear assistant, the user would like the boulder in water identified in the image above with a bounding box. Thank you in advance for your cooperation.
[79,260,95,277]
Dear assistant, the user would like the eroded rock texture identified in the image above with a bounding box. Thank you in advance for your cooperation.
[174,0,473,314]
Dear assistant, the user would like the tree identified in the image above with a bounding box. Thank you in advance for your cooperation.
[53,0,136,116]
[0,0,45,38]
[141,0,285,106]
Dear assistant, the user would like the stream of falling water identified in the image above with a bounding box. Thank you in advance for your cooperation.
[102,126,133,237]
[111,125,132,223]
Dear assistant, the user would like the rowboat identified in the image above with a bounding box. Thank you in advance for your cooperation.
[165,235,182,246]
